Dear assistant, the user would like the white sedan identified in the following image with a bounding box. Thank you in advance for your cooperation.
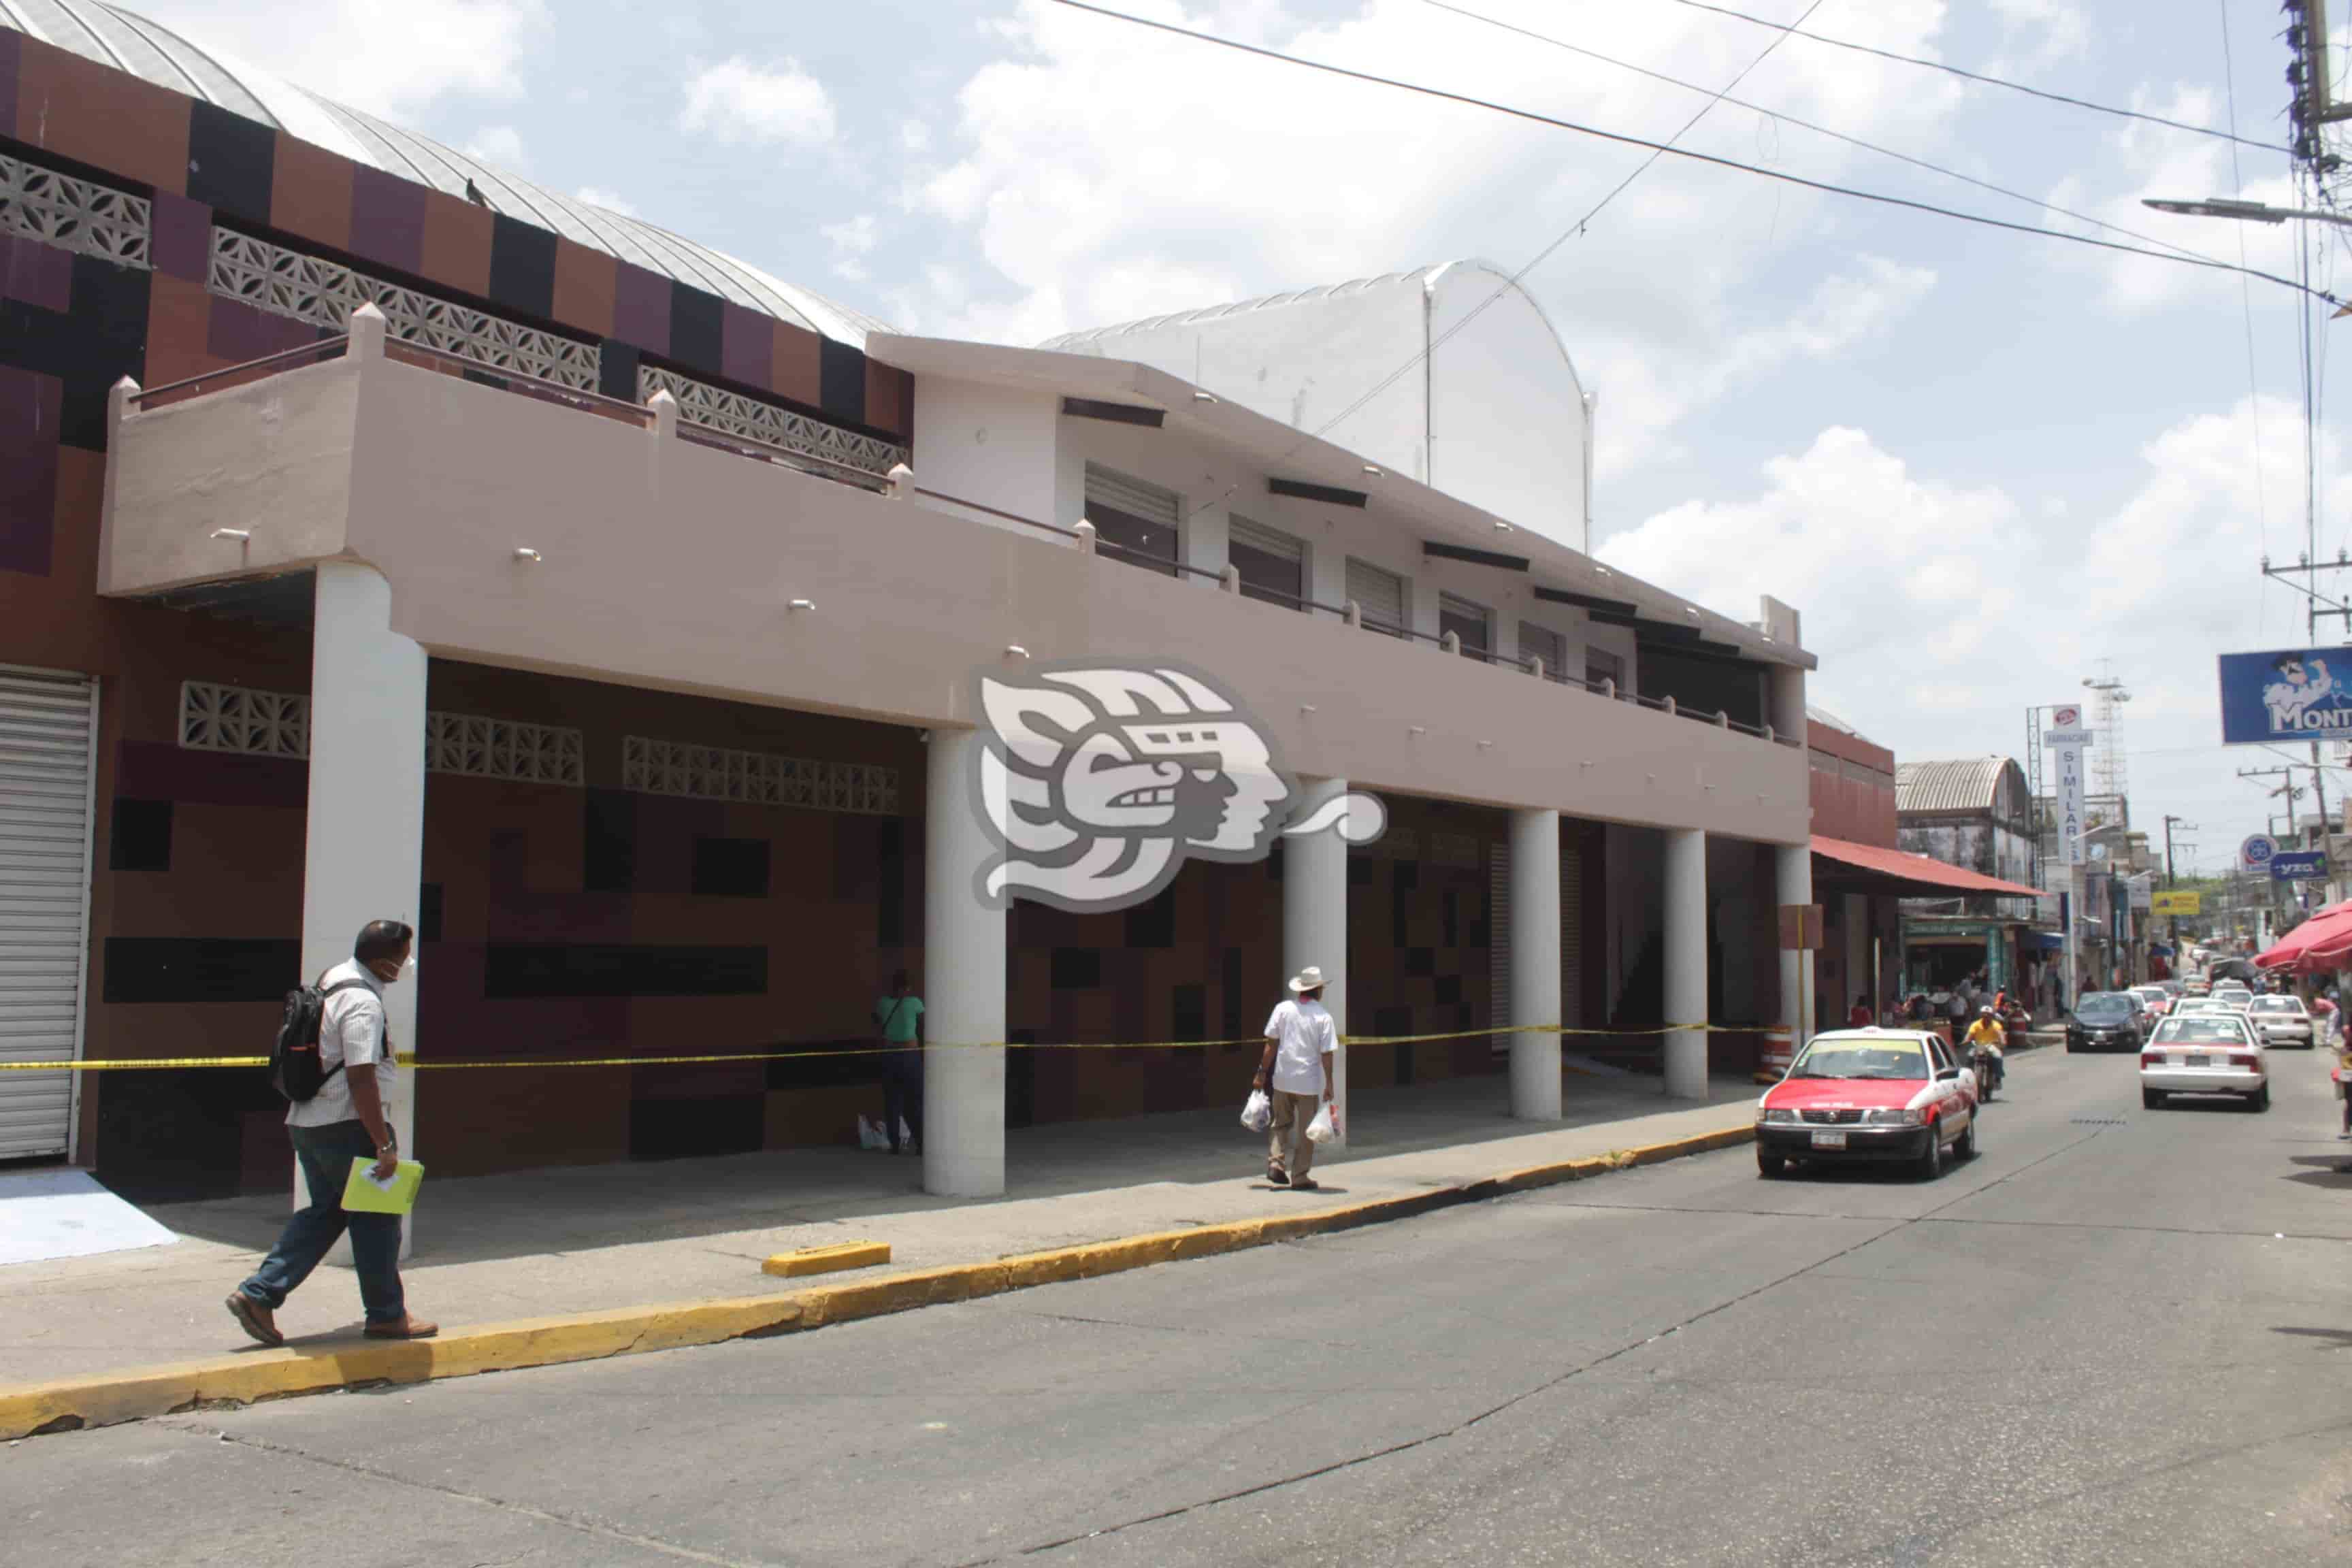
[2140,1014,2269,1111]
[2244,995,2317,1050]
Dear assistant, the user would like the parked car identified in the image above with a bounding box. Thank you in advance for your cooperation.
[2066,992,2146,1054]
[2244,994,2316,1049]
[2140,1014,2268,1111]
[1755,1030,1978,1180]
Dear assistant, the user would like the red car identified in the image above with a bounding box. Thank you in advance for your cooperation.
[1755,1030,1980,1180]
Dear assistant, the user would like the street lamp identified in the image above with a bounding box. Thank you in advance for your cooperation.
[2142,195,2352,229]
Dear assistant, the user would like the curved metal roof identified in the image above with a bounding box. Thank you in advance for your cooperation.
[1038,265,1447,350]
[1037,260,1585,395]
[0,0,892,348]
[1897,757,2028,818]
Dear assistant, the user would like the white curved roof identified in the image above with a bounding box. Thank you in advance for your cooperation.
[1038,265,1452,350]
[0,0,892,348]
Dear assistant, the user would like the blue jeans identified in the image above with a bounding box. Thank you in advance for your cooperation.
[238,1120,405,1324]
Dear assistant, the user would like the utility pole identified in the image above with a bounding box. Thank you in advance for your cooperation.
[2163,815,2195,967]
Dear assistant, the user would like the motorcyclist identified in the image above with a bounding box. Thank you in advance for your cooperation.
[1962,1005,2007,1098]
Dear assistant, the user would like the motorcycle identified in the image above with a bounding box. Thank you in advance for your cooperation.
[1970,1043,2003,1102]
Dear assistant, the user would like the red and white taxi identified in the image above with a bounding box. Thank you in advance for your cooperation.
[1756,1030,1978,1180]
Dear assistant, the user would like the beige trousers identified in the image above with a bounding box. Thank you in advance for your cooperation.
[1267,1089,1321,1178]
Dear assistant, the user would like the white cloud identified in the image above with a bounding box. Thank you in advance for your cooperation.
[138,0,547,117]
[906,0,1963,474]
[1598,399,2345,862]
[821,212,880,282]
[678,56,838,147]
[574,186,639,218]
[900,120,933,153]
[463,124,527,170]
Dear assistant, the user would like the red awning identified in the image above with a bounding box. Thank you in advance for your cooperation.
[1809,835,2043,899]
[2256,902,2352,973]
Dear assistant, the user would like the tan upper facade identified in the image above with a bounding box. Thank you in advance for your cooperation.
[99,317,1813,845]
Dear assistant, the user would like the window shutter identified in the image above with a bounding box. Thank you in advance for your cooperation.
[1345,557,1408,634]
[1083,463,1180,529]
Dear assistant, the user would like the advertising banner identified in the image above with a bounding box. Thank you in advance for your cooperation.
[2051,704,2087,868]
[2241,834,2278,871]
[2151,889,2202,916]
[2268,849,2329,882]
[2217,648,2352,743]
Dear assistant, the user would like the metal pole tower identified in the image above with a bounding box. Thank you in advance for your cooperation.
[2082,669,2130,800]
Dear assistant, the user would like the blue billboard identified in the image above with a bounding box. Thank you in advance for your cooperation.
[2217,647,2352,744]
[2269,850,2329,881]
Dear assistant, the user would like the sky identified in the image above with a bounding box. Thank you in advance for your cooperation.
[118,0,2352,873]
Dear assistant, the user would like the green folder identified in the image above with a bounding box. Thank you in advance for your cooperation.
[341,1158,425,1215]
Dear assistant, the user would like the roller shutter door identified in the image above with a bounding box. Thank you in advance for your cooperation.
[0,669,97,1159]
[1345,557,1408,636]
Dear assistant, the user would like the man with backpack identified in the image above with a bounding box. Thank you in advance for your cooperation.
[226,919,436,1346]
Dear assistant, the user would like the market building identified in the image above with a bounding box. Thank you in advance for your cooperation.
[2,5,1822,1203]
[1898,756,2053,999]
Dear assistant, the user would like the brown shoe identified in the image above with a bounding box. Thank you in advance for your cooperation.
[225,1292,282,1348]
[363,1314,440,1340]
[1290,1177,1320,1192]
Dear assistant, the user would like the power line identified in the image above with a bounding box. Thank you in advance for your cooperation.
[1422,0,2232,267]
[2219,0,2273,644]
[1296,0,1825,455]
[1046,1,2345,308]
[1656,0,2291,154]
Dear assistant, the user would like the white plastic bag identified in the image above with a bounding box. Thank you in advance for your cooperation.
[857,1115,889,1151]
[1305,1101,1338,1145]
[1240,1090,1272,1133]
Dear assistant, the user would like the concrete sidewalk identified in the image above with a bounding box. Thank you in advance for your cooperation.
[3,1073,1757,1387]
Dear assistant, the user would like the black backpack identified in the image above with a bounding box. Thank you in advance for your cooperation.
[270,977,370,1103]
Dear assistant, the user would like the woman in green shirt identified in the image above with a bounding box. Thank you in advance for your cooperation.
[875,970,925,1156]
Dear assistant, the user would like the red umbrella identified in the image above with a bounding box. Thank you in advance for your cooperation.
[2256,902,2352,973]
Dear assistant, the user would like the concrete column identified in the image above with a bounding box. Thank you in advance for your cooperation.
[1664,828,1710,1099]
[924,728,1007,1197]
[1284,777,1349,1147]
[1776,842,1814,1068]
[1508,808,1562,1120]
[298,561,427,1256]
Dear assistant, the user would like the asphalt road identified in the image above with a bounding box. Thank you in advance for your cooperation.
[8,1046,2350,1568]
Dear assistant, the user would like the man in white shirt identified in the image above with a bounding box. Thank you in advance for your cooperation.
[1255,965,1339,1191]
[227,920,436,1346]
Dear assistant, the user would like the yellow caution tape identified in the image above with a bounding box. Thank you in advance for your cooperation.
[0,1020,1779,1073]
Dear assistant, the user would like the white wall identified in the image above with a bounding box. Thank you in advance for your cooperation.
[910,376,1060,533]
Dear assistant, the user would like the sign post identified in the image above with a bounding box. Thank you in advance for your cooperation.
[2048,707,2091,1005]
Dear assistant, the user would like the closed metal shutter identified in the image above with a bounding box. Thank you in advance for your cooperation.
[0,668,97,1159]
[1518,621,1565,677]
[1228,515,1303,563]
[1346,557,1408,634]
[1083,463,1180,529]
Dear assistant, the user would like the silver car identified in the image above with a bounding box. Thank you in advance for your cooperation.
[2141,1014,2269,1111]
[2244,994,2316,1049]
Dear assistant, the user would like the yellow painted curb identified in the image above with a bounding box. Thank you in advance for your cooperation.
[0,1116,1755,1441]
[762,1240,892,1278]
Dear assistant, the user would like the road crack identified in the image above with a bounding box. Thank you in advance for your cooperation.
[154,1418,783,1567]
[967,1127,2119,1563]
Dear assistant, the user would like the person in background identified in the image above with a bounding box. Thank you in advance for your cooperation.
[1254,966,1338,1191]
[1848,995,1873,1028]
[874,970,925,1157]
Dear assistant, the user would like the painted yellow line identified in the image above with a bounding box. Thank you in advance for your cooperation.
[0,1121,1754,1441]
[761,1240,892,1279]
